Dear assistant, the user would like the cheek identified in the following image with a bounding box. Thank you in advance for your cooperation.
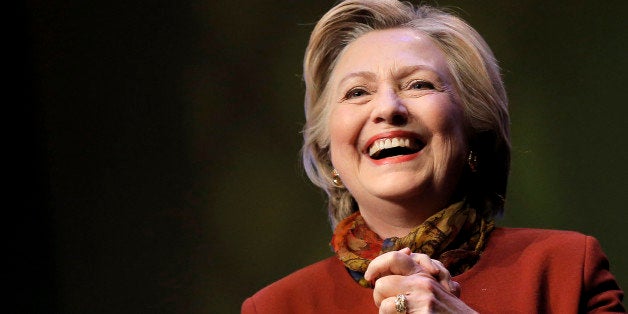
[423,100,467,167]
[328,106,366,171]
[329,106,362,146]
[423,98,466,140]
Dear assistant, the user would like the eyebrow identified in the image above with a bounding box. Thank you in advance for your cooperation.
[337,71,377,87]
[337,65,445,87]
[393,65,443,83]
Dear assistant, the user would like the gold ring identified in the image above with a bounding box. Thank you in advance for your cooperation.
[395,294,407,313]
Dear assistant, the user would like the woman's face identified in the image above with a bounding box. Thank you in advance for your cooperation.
[327,28,467,215]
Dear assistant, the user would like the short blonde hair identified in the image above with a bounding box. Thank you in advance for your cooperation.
[302,0,510,227]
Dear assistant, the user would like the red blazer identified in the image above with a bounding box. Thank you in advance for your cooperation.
[242,228,624,313]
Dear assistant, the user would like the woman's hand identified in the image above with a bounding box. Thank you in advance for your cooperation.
[364,248,477,313]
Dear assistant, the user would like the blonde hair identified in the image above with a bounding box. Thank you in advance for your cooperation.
[302,0,510,227]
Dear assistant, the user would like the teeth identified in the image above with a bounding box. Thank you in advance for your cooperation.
[368,137,418,157]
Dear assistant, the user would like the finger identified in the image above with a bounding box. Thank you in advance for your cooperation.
[372,275,401,307]
[408,253,439,275]
[429,259,458,295]
[378,294,407,314]
[450,280,461,297]
[364,249,421,283]
[378,296,394,314]
[408,255,458,293]
[372,273,436,307]
[375,276,468,313]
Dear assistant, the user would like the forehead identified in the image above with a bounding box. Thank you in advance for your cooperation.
[331,28,450,81]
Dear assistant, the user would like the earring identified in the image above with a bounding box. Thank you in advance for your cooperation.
[332,169,344,188]
[467,150,478,173]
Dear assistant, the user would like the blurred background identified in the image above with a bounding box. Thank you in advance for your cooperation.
[17,0,627,312]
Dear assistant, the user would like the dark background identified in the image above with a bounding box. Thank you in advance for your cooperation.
[18,0,627,312]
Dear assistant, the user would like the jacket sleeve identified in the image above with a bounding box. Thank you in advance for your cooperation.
[581,236,625,313]
[241,297,255,314]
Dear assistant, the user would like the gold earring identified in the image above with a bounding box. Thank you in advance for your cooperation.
[468,151,478,173]
[332,169,344,187]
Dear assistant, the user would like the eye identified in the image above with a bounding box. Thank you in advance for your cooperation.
[344,87,369,100]
[408,80,435,90]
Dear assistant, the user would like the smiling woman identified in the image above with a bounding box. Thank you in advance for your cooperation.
[241,0,624,313]
[328,29,468,237]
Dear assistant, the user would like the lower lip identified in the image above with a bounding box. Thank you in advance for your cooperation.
[369,151,421,165]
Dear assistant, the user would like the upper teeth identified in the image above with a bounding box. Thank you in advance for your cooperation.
[368,137,414,157]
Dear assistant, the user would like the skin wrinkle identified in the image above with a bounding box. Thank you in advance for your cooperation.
[337,64,447,100]
[328,28,467,238]
[302,3,511,227]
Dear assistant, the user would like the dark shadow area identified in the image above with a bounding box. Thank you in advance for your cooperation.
[20,0,627,312]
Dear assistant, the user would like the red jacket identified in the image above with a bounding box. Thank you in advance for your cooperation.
[242,228,624,313]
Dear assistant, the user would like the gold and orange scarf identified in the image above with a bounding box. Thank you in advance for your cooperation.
[331,201,494,287]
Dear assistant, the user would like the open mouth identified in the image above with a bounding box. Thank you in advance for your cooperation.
[367,137,424,160]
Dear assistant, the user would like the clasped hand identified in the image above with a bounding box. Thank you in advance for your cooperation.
[364,248,477,313]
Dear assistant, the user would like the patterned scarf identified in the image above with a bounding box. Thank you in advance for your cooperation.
[331,201,494,287]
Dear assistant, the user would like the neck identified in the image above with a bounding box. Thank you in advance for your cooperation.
[358,197,443,238]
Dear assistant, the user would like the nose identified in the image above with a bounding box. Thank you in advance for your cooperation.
[372,90,409,126]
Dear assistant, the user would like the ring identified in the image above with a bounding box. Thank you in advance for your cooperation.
[395,294,408,313]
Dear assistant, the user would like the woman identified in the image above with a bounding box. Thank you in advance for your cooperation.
[242,0,624,313]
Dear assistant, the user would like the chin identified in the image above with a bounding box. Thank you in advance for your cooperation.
[367,175,433,201]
